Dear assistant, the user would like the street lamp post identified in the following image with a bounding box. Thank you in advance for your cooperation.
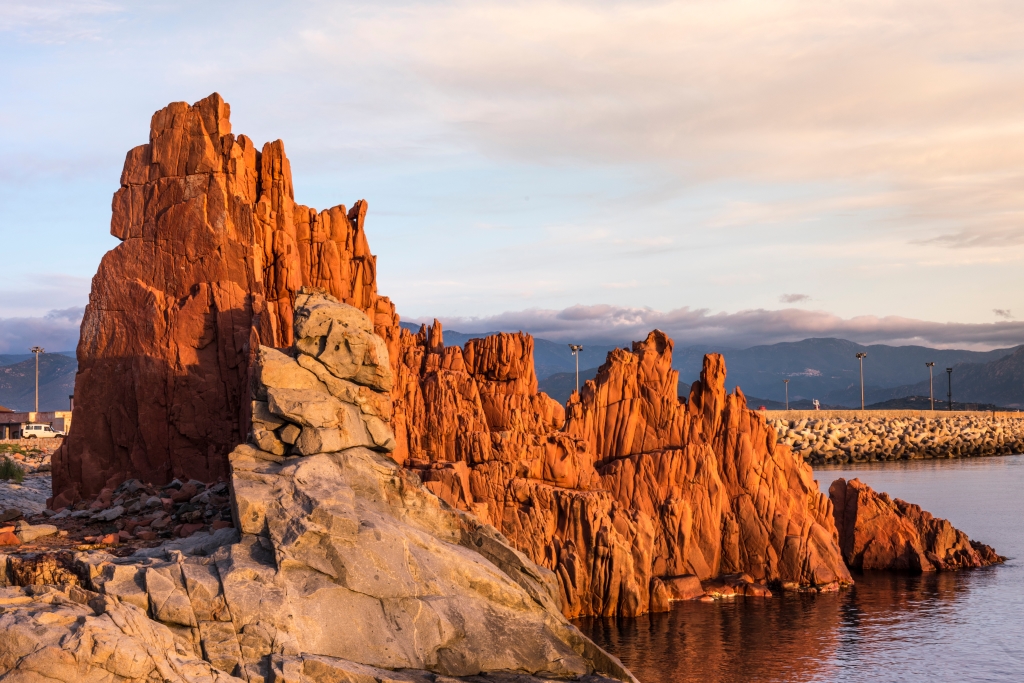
[946,367,953,411]
[30,346,44,413]
[783,379,789,411]
[925,362,935,410]
[568,344,584,395]
[856,352,867,410]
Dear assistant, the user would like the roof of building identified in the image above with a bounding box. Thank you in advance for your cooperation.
[0,405,12,413]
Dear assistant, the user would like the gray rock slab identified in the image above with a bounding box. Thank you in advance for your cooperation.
[132,526,240,559]
[0,473,50,516]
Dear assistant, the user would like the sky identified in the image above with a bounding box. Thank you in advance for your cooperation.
[1,0,1023,352]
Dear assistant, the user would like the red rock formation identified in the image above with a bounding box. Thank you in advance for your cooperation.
[57,93,851,620]
[52,93,400,506]
[829,477,1003,572]
[397,328,852,617]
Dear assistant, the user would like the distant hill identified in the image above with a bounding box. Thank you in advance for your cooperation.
[0,353,78,412]
[398,322,1024,409]
[866,346,1024,409]
[863,396,1015,412]
[399,321,619,379]
[537,367,601,403]
[688,338,1018,405]
[743,396,847,410]
[0,351,75,367]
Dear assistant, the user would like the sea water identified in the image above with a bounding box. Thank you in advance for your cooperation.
[575,455,1024,682]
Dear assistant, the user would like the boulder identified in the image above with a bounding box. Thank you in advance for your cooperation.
[294,294,394,392]
[829,477,1004,572]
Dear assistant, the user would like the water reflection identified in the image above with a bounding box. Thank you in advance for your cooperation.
[578,571,1002,683]
[577,455,1024,683]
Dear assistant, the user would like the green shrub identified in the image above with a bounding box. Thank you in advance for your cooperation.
[0,457,24,483]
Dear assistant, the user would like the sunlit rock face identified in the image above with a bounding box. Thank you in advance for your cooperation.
[4,293,634,683]
[398,326,853,617]
[55,93,850,622]
[830,477,1003,572]
[52,93,401,506]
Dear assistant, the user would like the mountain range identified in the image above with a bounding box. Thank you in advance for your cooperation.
[401,324,1022,408]
[6,331,1020,413]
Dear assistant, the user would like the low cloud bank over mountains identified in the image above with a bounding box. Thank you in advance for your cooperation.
[423,305,1024,351]
[0,307,83,354]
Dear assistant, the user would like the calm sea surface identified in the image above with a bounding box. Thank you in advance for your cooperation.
[575,455,1024,683]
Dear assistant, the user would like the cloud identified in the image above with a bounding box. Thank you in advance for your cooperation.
[352,0,1024,250]
[779,294,810,304]
[416,304,1024,350]
[0,0,122,43]
[0,308,83,353]
[994,308,1013,319]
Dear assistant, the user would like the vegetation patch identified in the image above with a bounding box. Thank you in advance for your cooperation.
[0,457,25,483]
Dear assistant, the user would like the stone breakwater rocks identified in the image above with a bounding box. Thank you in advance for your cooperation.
[829,478,1004,572]
[0,293,635,683]
[767,413,1024,464]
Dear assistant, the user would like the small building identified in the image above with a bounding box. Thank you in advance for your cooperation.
[0,410,73,439]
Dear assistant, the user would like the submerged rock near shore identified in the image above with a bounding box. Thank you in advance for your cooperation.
[829,477,1004,572]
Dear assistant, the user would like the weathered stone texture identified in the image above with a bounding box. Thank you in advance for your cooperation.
[5,294,634,683]
[396,328,852,617]
[53,93,400,506]
[57,94,852,624]
[829,477,1004,572]
[0,584,242,683]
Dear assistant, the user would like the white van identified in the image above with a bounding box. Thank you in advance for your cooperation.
[21,424,63,439]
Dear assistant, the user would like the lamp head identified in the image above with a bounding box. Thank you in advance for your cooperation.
[946,367,953,373]
[926,362,935,367]
[856,352,867,359]
[30,346,44,354]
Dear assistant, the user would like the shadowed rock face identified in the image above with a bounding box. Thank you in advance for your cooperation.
[829,477,1004,572]
[52,93,401,506]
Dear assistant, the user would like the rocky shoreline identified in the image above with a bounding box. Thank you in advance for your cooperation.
[2,291,636,683]
[4,93,1005,683]
[769,413,1024,464]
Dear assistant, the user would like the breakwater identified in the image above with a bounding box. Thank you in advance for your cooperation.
[764,410,1024,464]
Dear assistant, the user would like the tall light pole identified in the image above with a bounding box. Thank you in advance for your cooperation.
[925,362,935,410]
[856,352,867,410]
[783,379,789,411]
[946,367,953,411]
[30,346,44,413]
[568,344,583,395]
